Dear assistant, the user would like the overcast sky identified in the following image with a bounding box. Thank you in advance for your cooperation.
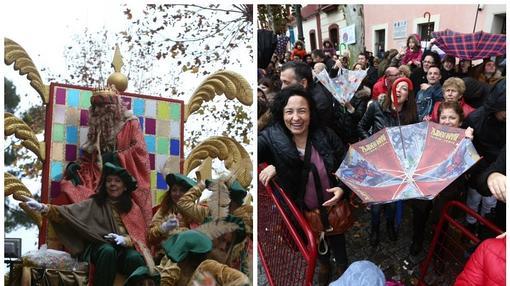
[2,1,149,260]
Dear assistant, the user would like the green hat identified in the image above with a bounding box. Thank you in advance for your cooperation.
[205,179,247,205]
[165,173,197,190]
[123,266,160,286]
[162,230,212,263]
[103,162,137,192]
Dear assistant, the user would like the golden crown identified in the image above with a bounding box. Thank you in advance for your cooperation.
[92,84,120,97]
[91,84,120,105]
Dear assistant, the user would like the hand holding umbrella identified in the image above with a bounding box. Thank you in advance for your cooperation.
[322,187,344,207]
[391,77,414,159]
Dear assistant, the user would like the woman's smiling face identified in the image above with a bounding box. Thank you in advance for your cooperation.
[283,95,310,137]
[106,175,126,199]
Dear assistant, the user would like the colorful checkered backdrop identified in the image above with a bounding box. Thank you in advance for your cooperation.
[42,83,184,208]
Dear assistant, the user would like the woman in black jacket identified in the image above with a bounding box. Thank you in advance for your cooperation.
[357,77,418,247]
[258,85,349,285]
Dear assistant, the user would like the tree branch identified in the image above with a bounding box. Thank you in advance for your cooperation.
[171,4,243,14]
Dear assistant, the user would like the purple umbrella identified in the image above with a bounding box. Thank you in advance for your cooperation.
[431,29,506,60]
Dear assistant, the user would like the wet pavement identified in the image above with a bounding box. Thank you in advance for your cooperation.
[258,200,474,285]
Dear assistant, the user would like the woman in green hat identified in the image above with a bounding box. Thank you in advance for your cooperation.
[148,173,209,251]
[148,173,211,285]
[24,162,156,286]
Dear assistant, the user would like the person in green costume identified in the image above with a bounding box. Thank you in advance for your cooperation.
[25,162,157,286]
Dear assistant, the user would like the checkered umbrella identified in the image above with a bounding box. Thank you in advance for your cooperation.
[431,29,506,60]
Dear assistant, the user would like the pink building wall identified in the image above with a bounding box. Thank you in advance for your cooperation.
[364,4,483,52]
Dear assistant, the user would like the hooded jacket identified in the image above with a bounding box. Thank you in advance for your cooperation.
[357,101,417,139]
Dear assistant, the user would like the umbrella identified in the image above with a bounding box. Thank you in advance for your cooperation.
[314,68,367,103]
[336,121,480,204]
[431,29,506,60]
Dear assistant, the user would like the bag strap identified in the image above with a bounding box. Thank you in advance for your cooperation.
[301,137,332,233]
[310,164,333,233]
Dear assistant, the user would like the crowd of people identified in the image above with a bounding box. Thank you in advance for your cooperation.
[23,86,252,286]
[258,32,506,285]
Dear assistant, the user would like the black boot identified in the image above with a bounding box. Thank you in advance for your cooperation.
[370,224,380,246]
[387,220,397,241]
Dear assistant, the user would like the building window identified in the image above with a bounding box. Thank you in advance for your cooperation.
[418,22,435,41]
[374,29,385,58]
[329,24,339,50]
[309,30,317,51]
[492,13,506,34]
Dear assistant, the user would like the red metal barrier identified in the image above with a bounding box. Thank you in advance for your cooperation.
[418,200,503,285]
[258,173,317,286]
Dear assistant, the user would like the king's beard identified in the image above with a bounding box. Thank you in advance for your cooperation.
[84,104,124,154]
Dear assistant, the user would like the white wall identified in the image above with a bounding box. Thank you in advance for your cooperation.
[480,4,506,33]
[303,17,317,52]
[320,8,347,45]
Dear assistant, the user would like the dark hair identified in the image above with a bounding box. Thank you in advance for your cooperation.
[352,62,365,70]
[382,83,418,125]
[270,84,318,133]
[443,55,456,64]
[311,49,326,60]
[91,174,133,213]
[258,77,281,94]
[281,61,313,89]
[437,101,464,123]
[258,94,269,118]
[421,51,441,66]
[427,65,441,73]
[406,34,421,52]
[160,183,188,213]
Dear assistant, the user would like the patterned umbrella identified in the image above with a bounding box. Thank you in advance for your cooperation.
[336,122,480,204]
[314,68,367,103]
[431,29,506,60]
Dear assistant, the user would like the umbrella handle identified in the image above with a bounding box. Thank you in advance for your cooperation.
[423,11,433,47]
[424,12,431,23]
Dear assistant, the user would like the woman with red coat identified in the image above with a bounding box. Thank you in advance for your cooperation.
[455,236,506,286]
